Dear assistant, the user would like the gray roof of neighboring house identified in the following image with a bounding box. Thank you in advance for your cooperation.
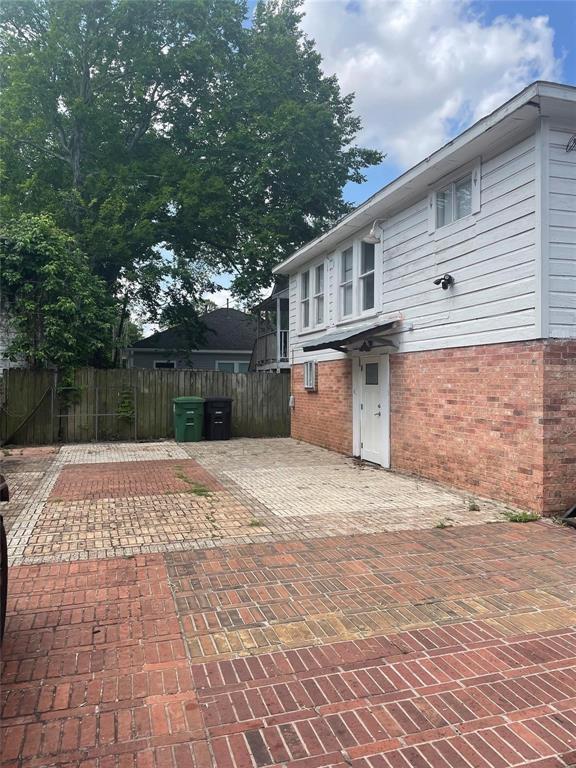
[132,308,258,351]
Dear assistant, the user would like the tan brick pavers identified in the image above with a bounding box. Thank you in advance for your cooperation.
[5,439,513,565]
[24,491,268,559]
[2,522,576,767]
[0,447,59,534]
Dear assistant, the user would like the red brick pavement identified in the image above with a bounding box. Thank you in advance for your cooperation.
[2,523,576,767]
[49,460,223,501]
[1,555,207,767]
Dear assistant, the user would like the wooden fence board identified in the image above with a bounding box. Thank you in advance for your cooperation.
[0,368,291,445]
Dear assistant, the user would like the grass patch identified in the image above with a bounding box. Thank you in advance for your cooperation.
[248,518,264,527]
[468,498,480,511]
[174,466,212,496]
[501,510,541,523]
[434,518,453,529]
[187,483,211,496]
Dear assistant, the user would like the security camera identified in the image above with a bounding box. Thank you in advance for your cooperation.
[433,274,454,290]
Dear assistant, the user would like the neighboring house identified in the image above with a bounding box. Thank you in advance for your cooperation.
[274,81,576,516]
[126,307,258,371]
[249,277,290,372]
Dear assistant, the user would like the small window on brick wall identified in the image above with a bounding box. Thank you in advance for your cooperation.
[303,360,316,391]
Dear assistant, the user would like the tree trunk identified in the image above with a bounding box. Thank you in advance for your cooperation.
[113,293,130,367]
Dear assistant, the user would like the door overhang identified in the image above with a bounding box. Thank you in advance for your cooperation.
[302,318,400,354]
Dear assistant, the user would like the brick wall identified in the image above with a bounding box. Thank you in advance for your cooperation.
[292,341,575,514]
[291,359,353,454]
[542,340,576,512]
[389,342,546,512]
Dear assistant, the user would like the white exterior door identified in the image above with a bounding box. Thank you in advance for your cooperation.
[359,356,390,466]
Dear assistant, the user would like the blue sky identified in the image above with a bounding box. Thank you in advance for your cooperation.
[209,0,576,308]
[339,0,576,204]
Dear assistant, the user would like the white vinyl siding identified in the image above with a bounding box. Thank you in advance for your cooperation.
[288,130,542,364]
[378,133,538,352]
[548,127,576,337]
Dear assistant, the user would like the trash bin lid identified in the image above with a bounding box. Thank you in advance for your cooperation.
[204,396,233,403]
[173,396,205,404]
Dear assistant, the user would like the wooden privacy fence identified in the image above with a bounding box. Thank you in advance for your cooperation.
[0,368,291,445]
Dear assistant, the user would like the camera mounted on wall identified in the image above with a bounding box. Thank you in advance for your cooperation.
[433,274,455,290]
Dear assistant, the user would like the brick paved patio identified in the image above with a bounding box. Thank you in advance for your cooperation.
[1,439,575,767]
[3,439,509,565]
[2,522,575,767]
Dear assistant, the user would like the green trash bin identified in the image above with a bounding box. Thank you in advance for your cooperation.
[173,396,205,442]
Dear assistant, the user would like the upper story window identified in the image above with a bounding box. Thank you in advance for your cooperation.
[360,242,375,312]
[436,173,472,228]
[340,247,354,317]
[313,263,324,325]
[336,240,379,321]
[300,270,310,328]
[299,260,325,331]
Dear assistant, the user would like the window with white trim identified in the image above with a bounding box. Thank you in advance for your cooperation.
[300,270,310,329]
[360,242,375,312]
[340,247,354,317]
[313,263,324,325]
[303,360,316,390]
[298,261,325,331]
[216,361,249,373]
[436,172,472,228]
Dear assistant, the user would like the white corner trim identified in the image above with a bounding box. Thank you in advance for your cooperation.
[534,115,550,339]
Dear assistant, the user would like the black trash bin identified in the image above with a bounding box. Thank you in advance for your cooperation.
[204,397,233,441]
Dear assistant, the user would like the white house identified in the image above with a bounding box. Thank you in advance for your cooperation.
[274,81,576,515]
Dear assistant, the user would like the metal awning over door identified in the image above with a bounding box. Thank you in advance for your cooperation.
[302,319,400,354]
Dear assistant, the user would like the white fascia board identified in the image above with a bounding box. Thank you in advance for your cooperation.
[274,81,575,276]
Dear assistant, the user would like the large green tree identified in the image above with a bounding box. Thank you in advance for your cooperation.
[0,214,113,369]
[0,0,381,337]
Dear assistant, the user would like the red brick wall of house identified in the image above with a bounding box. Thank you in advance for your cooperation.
[291,359,353,455]
[389,342,546,512]
[542,340,576,512]
[291,341,575,514]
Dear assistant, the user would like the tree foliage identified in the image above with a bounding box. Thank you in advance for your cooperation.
[0,214,113,369]
[0,0,382,335]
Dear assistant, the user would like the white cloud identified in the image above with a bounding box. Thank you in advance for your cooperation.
[301,0,561,168]
[210,287,235,309]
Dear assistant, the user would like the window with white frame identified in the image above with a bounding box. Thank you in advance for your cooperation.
[300,270,310,329]
[216,361,250,373]
[303,360,316,390]
[340,247,354,317]
[435,173,473,228]
[360,242,375,312]
[313,263,324,325]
